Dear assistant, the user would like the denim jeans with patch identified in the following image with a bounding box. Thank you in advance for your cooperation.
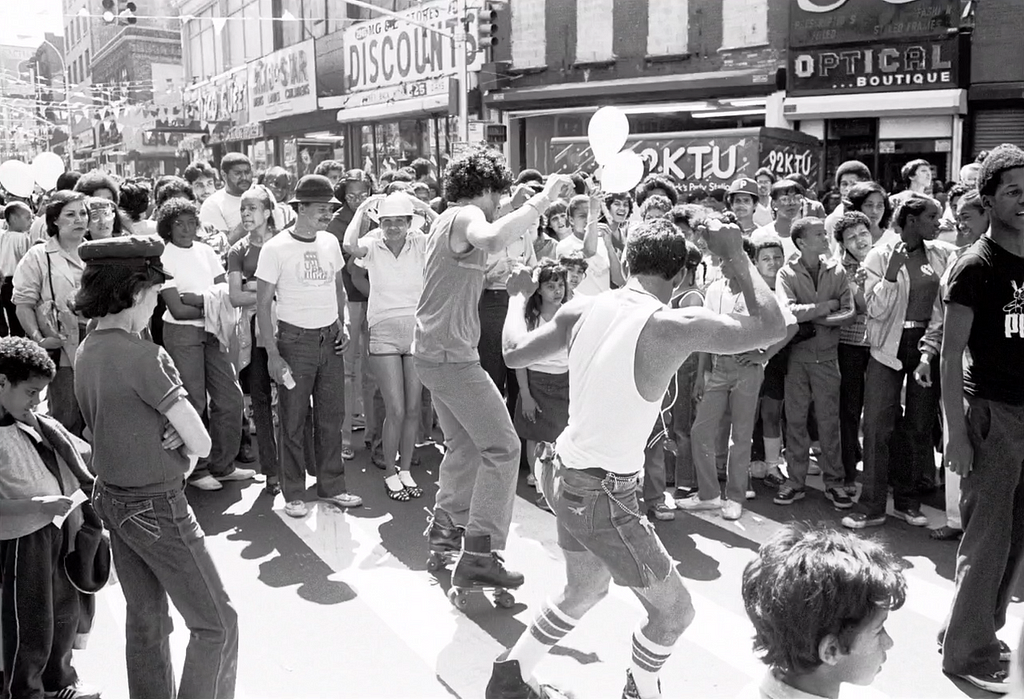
[92,482,238,699]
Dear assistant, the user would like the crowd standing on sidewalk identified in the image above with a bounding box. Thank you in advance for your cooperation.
[1,140,1023,699]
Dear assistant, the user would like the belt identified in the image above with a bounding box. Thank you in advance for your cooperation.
[579,466,640,481]
[483,288,508,295]
[902,320,928,329]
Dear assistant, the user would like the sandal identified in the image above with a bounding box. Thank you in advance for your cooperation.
[929,525,963,541]
[398,472,423,498]
[384,477,411,502]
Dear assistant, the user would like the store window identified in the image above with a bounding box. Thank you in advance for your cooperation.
[354,116,451,177]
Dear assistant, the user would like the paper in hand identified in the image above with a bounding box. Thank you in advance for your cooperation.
[52,488,88,528]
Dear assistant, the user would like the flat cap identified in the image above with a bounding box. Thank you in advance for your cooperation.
[79,235,172,279]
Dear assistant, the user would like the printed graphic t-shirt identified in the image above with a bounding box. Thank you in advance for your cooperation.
[255,230,343,329]
[944,236,1024,405]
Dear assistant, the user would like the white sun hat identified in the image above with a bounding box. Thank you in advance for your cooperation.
[370,192,426,231]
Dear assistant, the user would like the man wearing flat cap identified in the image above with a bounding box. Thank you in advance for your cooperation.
[255,175,362,517]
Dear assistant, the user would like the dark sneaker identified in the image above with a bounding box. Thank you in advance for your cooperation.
[937,638,1012,663]
[893,505,928,526]
[841,513,886,529]
[773,486,805,505]
[825,487,854,510]
[45,682,102,699]
[956,670,1010,694]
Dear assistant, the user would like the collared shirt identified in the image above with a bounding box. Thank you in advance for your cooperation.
[12,236,86,366]
[358,230,428,328]
[777,254,855,362]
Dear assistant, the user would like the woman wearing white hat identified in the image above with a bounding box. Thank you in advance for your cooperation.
[344,191,429,501]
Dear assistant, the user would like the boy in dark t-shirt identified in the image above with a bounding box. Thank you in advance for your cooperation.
[939,144,1024,694]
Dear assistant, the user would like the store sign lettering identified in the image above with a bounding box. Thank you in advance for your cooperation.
[796,0,917,12]
[183,68,248,123]
[248,39,317,123]
[344,0,484,93]
[764,148,815,179]
[789,38,958,95]
[638,145,739,182]
[790,0,956,48]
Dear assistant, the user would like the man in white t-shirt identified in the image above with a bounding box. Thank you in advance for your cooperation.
[255,175,360,518]
[200,152,252,245]
[556,193,624,297]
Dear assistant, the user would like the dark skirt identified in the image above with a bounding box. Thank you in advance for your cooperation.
[514,369,570,443]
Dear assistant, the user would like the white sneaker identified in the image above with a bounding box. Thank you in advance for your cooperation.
[676,495,723,511]
[721,501,743,521]
[320,493,363,508]
[284,500,309,518]
[216,467,257,482]
[189,475,223,491]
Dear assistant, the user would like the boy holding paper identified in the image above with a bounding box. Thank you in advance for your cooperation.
[0,336,100,699]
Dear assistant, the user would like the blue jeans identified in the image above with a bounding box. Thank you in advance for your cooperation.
[162,323,243,478]
[277,320,347,502]
[92,482,237,699]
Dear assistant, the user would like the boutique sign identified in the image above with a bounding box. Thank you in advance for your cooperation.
[344,0,485,96]
[789,37,960,96]
[790,0,958,48]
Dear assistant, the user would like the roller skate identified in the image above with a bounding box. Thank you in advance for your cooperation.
[485,654,571,699]
[448,534,524,610]
[424,509,463,573]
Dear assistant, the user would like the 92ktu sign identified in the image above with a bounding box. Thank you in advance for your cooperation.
[344,0,485,94]
[790,0,959,47]
[789,36,959,96]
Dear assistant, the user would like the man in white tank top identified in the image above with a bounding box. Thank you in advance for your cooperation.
[486,218,788,699]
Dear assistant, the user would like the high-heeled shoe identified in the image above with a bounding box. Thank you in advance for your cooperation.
[384,477,411,502]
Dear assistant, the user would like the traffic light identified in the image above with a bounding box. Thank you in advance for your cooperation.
[476,1,505,49]
[123,1,137,24]
[101,0,116,24]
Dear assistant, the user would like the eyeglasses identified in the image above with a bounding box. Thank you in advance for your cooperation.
[345,192,368,201]
[89,207,116,220]
[775,194,804,205]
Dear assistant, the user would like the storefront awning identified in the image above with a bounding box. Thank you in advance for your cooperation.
[783,89,967,120]
[485,68,774,110]
[332,93,449,125]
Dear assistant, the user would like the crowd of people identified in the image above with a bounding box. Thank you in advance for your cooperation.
[0,139,1023,699]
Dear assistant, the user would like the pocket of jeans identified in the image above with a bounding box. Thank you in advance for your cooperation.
[554,480,597,533]
[278,326,304,344]
[113,499,162,547]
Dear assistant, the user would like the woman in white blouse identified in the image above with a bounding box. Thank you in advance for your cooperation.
[344,192,430,502]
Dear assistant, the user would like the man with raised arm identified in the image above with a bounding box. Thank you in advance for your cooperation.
[414,145,573,595]
[486,217,788,699]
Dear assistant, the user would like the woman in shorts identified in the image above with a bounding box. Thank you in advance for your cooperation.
[344,192,429,501]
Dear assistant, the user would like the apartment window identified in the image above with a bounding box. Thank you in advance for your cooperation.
[83,49,90,77]
[721,0,768,49]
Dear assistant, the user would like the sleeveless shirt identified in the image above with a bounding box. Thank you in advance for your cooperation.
[555,287,666,475]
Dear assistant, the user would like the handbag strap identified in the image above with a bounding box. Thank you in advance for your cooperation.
[46,250,56,303]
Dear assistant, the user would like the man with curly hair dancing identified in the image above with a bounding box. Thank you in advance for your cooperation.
[415,146,572,595]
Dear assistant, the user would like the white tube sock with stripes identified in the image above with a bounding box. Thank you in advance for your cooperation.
[506,600,579,682]
[630,628,675,698]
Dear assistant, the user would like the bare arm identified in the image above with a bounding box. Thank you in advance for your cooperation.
[343,199,378,258]
[164,397,211,459]
[582,198,601,257]
[160,288,203,321]
[941,303,973,476]
[257,279,279,359]
[503,293,591,369]
[228,271,256,308]
[462,175,572,254]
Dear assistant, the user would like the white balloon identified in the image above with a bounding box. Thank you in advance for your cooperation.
[599,151,645,195]
[32,152,66,191]
[587,106,630,165]
[0,160,35,198]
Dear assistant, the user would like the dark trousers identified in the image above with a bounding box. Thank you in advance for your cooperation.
[838,343,870,485]
[942,397,1024,676]
[857,328,938,517]
[0,277,24,337]
[238,319,278,479]
[93,483,237,699]
[277,321,347,503]
[1,525,79,699]
[478,289,520,415]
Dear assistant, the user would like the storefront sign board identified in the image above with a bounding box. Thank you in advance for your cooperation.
[789,36,959,96]
[249,39,318,123]
[183,66,249,124]
[341,75,448,109]
[790,0,959,48]
[343,0,485,94]
[550,128,822,191]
